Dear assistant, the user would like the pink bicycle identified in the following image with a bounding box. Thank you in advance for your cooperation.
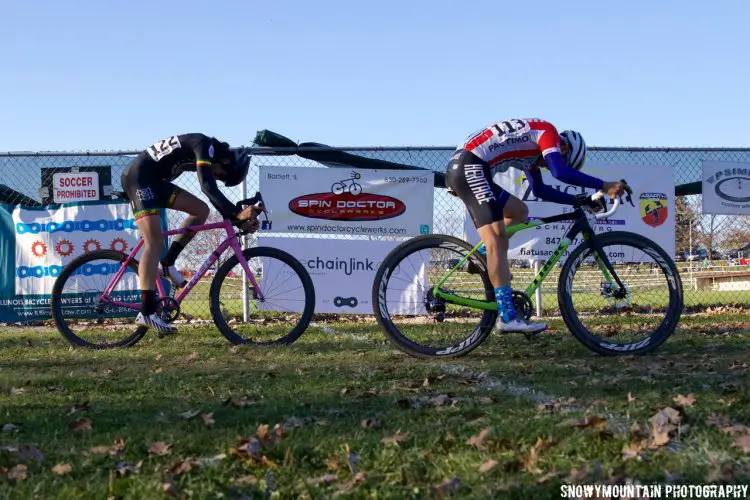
[50,192,315,349]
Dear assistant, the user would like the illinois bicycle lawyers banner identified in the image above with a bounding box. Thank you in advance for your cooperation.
[258,166,434,236]
[0,201,165,322]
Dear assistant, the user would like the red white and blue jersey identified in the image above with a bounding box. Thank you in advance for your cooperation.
[457,118,562,173]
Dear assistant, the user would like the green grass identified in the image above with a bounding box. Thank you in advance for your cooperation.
[1,314,750,499]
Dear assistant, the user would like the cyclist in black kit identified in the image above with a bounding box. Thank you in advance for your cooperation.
[121,133,257,334]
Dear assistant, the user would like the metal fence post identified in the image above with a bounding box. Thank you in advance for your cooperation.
[241,177,250,323]
[533,260,543,317]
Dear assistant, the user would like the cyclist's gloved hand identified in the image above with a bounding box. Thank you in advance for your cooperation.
[234,204,262,234]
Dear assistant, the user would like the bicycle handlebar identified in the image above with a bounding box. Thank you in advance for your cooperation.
[591,178,633,220]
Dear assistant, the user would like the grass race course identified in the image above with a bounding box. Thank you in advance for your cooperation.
[1,311,750,499]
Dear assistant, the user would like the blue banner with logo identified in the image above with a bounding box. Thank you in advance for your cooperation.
[0,200,167,322]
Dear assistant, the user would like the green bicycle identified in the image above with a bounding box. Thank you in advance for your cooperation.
[372,189,684,358]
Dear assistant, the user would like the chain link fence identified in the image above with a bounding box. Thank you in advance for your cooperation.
[1,146,749,320]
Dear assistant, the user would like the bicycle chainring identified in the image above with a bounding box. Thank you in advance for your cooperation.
[512,291,533,320]
[156,297,181,323]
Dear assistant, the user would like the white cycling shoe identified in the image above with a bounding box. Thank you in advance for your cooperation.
[135,312,177,336]
[161,264,187,288]
[495,317,547,334]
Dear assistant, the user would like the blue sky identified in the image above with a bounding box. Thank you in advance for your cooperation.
[2,0,748,151]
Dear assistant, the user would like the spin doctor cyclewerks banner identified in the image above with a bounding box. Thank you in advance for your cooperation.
[257,236,428,315]
[463,163,675,261]
[0,201,165,322]
[702,161,750,215]
[258,166,433,236]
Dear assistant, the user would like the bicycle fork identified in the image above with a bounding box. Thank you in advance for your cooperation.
[228,237,265,301]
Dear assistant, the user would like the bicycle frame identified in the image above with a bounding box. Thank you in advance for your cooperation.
[100,218,263,310]
[432,208,621,311]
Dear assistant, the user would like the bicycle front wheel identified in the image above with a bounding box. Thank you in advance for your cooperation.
[209,247,315,345]
[557,231,683,355]
[50,249,149,349]
[372,235,496,358]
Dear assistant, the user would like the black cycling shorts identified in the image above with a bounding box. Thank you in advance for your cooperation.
[444,149,510,228]
[121,159,184,220]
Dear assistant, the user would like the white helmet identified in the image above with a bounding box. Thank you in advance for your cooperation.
[560,130,587,170]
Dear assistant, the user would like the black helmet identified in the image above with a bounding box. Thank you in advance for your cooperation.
[213,139,250,187]
[221,148,250,187]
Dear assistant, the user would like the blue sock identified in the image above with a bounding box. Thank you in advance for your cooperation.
[495,286,517,323]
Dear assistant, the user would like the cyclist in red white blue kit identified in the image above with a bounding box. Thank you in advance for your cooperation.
[121,133,257,335]
[445,118,630,334]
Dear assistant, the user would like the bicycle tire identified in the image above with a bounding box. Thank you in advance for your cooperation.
[209,246,315,345]
[51,249,148,349]
[557,231,684,356]
[372,234,496,358]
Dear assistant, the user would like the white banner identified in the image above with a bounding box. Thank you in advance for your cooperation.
[13,202,143,295]
[463,163,675,261]
[702,161,750,215]
[258,236,427,314]
[258,167,434,237]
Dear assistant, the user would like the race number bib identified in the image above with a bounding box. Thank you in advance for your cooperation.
[147,136,181,162]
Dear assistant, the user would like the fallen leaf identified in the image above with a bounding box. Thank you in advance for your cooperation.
[478,459,499,473]
[17,444,45,463]
[89,439,124,456]
[361,418,381,429]
[184,351,198,362]
[336,471,366,492]
[561,415,608,430]
[231,397,255,408]
[166,457,201,477]
[274,424,287,439]
[148,441,172,456]
[10,387,27,396]
[155,354,162,361]
[70,418,92,432]
[234,475,258,485]
[7,464,27,480]
[262,456,280,469]
[721,424,750,435]
[306,473,338,485]
[628,392,637,403]
[735,435,750,453]
[201,453,226,467]
[466,428,493,450]
[114,461,141,477]
[201,413,215,427]
[536,471,561,483]
[66,402,91,415]
[431,477,461,496]
[566,464,590,483]
[52,463,72,476]
[229,436,261,461]
[622,441,645,461]
[179,410,199,420]
[256,424,270,443]
[381,430,409,446]
[161,481,179,496]
[673,393,696,408]
[2,424,19,433]
[523,437,545,475]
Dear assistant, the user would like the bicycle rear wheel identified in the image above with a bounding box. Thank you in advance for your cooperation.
[557,231,683,355]
[209,247,315,345]
[372,234,496,358]
[50,250,151,349]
